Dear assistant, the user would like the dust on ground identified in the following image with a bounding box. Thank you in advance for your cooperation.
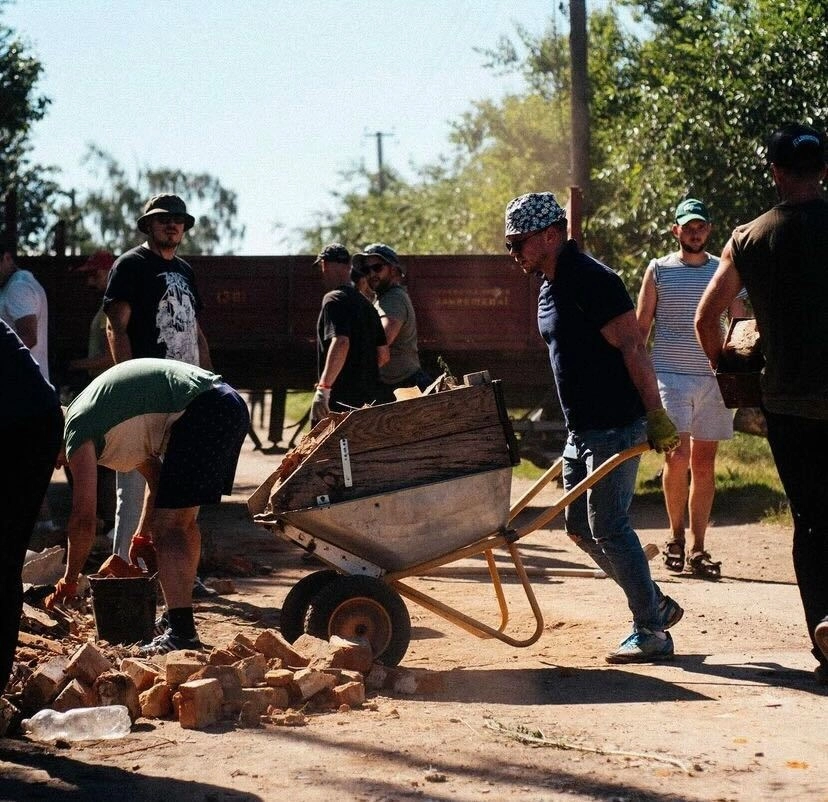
[2,416,826,802]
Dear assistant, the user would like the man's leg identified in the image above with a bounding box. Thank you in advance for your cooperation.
[112,469,146,561]
[687,438,719,554]
[765,411,828,667]
[662,433,691,543]
[0,409,63,690]
[153,507,201,612]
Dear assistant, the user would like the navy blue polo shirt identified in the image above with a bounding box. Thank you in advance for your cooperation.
[537,240,645,431]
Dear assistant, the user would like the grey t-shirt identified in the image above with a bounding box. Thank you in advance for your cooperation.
[374,285,420,384]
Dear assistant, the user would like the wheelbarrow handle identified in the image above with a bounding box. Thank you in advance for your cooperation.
[512,441,651,540]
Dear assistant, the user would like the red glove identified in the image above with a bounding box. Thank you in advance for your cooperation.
[45,578,78,609]
[129,534,158,574]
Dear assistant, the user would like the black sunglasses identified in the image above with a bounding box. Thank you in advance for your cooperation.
[364,262,387,273]
[154,214,188,225]
[505,229,542,254]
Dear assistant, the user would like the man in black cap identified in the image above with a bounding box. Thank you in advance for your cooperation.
[102,194,215,599]
[504,192,682,665]
[696,122,828,685]
[311,243,388,425]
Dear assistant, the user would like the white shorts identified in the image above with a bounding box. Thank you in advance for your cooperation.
[657,372,734,441]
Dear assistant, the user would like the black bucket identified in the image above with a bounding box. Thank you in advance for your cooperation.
[88,574,157,645]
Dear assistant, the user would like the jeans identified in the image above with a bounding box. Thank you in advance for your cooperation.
[112,469,147,560]
[764,409,828,667]
[563,418,663,631]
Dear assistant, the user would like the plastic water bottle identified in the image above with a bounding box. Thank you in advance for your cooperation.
[21,705,131,742]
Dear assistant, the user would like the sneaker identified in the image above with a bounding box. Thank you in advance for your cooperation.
[154,612,170,636]
[814,618,828,663]
[659,595,684,629]
[192,576,217,599]
[606,629,674,664]
[139,630,203,656]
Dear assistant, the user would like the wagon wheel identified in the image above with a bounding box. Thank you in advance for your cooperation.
[279,569,340,643]
[305,576,411,667]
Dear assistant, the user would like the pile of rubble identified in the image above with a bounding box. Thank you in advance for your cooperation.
[3,623,445,738]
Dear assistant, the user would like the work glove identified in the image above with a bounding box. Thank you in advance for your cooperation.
[311,385,331,426]
[129,533,158,574]
[44,578,78,610]
[646,409,680,454]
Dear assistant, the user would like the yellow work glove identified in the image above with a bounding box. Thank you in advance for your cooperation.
[310,385,331,426]
[646,409,680,454]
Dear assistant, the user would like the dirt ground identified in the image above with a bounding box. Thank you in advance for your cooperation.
[2,412,826,802]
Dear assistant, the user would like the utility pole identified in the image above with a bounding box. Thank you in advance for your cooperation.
[367,131,393,194]
[568,0,589,246]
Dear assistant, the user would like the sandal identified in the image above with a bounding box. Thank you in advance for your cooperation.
[662,540,685,573]
[687,551,722,580]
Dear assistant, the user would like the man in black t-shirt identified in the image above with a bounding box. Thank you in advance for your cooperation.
[102,194,214,581]
[104,194,211,367]
[311,243,389,426]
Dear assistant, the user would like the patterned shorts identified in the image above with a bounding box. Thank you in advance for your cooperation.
[155,383,250,509]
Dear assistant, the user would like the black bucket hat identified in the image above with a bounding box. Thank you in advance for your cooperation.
[137,194,195,234]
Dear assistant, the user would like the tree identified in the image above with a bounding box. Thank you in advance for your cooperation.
[0,9,60,251]
[301,91,571,255]
[78,146,246,255]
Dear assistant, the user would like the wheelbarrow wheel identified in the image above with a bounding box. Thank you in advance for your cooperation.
[305,576,411,667]
[279,569,339,643]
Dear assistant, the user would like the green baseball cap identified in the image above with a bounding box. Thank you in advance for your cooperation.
[675,198,710,225]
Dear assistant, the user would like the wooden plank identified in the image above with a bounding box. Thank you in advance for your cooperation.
[272,424,512,510]
[305,383,504,460]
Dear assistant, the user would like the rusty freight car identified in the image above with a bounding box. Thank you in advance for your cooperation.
[24,253,557,444]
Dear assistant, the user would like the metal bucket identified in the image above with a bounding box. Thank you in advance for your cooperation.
[88,574,157,645]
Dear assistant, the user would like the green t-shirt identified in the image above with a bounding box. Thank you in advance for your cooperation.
[374,285,421,384]
[64,358,221,469]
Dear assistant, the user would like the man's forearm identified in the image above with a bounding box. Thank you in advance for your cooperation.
[319,337,350,387]
[63,512,97,581]
[107,325,133,363]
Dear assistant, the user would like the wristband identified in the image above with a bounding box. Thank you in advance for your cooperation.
[317,383,332,390]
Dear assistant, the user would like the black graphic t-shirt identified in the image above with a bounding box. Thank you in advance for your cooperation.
[103,245,203,364]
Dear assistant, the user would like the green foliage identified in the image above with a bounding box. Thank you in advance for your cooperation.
[78,146,246,255]
[0,12,60,251]
[589,0,828,287]
[300,92,570,255]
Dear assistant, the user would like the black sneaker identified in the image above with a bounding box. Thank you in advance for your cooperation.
[154,611,170,636]
[192,576,217,599]
[139,630,203,656]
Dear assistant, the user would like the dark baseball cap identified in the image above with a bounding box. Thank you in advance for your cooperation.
[675,198,710,225]
[314,243,350,265]
[136,194,195,234]
[351,243,403,275]
[767,123,826,171]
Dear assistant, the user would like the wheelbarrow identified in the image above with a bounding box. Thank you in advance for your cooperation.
[248,377,650,666]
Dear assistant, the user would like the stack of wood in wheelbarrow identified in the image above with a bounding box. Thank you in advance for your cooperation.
[249,375,520,518]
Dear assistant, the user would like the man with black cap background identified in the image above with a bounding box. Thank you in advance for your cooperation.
[102,194,214,597]
[311,243,388,425]
[696,122,828,685]
[351,243,431,404]
[637,199,747,580]
[504,191,682,665]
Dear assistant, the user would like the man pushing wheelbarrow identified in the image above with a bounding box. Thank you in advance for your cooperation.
[503,192,682,663]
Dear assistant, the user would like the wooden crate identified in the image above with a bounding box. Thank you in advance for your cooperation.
[254,380,520,514]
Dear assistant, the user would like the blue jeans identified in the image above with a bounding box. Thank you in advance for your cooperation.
[563,418,663,631]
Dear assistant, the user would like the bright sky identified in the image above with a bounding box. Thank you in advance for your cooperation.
[6,0,562,255]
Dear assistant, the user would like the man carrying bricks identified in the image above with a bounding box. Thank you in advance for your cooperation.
[46,358,249,655]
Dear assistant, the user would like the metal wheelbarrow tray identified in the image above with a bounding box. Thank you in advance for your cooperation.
[248,378,648,666]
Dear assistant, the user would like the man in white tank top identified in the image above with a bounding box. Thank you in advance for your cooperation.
[636,199,747,580]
